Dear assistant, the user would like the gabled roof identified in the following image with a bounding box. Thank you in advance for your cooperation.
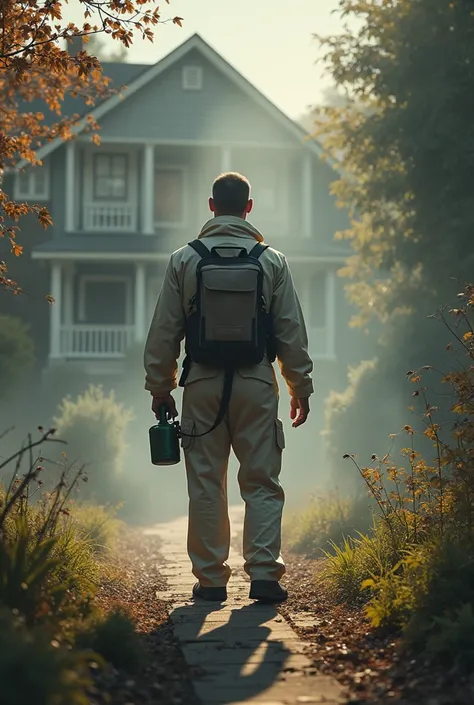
[26,33,323,164]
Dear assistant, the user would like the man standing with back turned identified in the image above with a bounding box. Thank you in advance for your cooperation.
[144,172,313,603]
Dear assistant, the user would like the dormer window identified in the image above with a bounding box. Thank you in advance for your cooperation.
[14,162,50,200]
[182,65,203,91]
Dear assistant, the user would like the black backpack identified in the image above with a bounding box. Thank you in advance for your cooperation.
[179,239,276,436]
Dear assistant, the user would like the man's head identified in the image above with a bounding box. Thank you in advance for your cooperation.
[209,172,253,218]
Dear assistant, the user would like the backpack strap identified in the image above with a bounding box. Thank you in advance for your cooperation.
[180,367,234,439]
[248,243,269,260]
[188,239,212,259]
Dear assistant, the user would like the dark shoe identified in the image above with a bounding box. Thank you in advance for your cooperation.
[192,582,227,602]
[249,580,288,603]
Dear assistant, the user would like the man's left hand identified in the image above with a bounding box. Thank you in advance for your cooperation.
[152,393,178,420]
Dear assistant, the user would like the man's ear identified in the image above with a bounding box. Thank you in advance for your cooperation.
[209,197,216,213]
[245,199,254,214]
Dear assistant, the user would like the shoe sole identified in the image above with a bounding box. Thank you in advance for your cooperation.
[192,589,227,602]
[249,590,288,603]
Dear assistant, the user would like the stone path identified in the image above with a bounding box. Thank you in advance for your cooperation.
[146,507,347,705]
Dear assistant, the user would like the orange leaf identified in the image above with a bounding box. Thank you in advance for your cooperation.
[11,243,23,257]
[173,16,183,27]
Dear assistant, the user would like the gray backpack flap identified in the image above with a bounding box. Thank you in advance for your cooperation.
[185,240,271,368]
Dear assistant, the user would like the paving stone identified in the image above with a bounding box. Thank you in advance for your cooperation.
[150,510,348,705]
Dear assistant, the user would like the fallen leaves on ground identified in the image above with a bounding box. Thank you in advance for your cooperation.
[279,551,474,705]
[91,528,198,705]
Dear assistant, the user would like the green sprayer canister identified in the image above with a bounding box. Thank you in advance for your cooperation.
[149,404,181,466]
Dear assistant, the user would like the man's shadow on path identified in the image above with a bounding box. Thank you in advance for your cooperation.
[163,600,292,704]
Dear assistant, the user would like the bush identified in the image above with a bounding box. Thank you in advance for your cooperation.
[322,518,409,603]
[284,491,373,557]
[0,430,125,624]
[71,503,123,554]
[323,308,455,492]
[319,285,474,666]
[53,385,134,505]
[0,315,35,397]
[39,362,95,419]
[0,609,96,705]
[78,606,145,672]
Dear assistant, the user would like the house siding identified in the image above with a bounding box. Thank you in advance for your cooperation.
[98,49,296,145]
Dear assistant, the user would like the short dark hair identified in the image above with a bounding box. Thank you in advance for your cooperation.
[212,172,251,216]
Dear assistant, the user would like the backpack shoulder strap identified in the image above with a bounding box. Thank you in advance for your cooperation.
[188,239,212,259]
[248,243,269,260]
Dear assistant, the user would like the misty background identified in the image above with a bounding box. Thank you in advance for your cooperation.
[0,0,410,525]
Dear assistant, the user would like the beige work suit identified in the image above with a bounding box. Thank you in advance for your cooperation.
[144,215,313,587]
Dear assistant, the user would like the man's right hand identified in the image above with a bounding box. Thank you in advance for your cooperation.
[290,397,310,428]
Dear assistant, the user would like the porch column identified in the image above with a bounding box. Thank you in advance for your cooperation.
[49,261,62,360]
[63,263,74,326]
[65,141,75,232]
[302,153,313,239]
[134,263,146,342]
[326,269,336,359]
[142,144,155,234]
[220,146,232,173]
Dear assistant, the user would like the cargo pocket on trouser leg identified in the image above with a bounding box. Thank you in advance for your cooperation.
[274,419,285,452]
[181,418,195,451]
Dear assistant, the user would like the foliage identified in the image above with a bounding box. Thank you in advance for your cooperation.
[71,503,123,554]
[53,385,134,505]
[0,429,101,621]
[320,288,474,665]
[317,0,474,324]
[0,609,96,705]
[322,520,408,604]
[0,427,145,700]
[78,606,145,672]
[0,0,183,293]
[284,491,372,557]
[86,34,128,62]
[318,0,474,485]
[0,315,35,396]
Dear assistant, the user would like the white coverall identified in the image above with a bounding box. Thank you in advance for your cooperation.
[144,215,313,587]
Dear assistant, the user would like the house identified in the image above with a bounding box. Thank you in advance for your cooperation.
[4,34,364,398]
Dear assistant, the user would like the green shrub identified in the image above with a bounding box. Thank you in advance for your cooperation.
[71,503,123,554]
[284,492,373,557]
[39,362,94,420]
[0,315,35,397]
[321,518,409,603]
[320,287,474,667]
[53,385,134,505]
[0,430,114,623]
[78,607,145,672]
[0,609,96,705]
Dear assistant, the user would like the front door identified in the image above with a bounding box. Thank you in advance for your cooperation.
[78,277,130,324]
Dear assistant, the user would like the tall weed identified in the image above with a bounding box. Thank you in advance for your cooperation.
[320,285,474,664]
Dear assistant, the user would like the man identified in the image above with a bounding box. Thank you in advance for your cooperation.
[144,172,313,603]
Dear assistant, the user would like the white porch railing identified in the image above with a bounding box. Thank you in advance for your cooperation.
[83,203,136,231]
[60,325,135,358]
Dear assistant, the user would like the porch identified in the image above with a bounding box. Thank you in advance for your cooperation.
[45,257,338,363]
[47,260,164,362]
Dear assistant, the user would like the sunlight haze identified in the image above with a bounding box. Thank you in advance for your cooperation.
[71,0,348,118]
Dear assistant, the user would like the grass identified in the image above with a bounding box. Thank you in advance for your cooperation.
[284,491,373,557]
[0,428,144,702]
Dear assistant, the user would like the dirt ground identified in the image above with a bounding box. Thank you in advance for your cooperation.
[279,551,474,705]
[91,528,198,705]
[90,527,474,705]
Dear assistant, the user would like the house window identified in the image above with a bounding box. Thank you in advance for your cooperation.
[154,167,186,225]
[182,65,203,91]
[93,154,128,200]
[14,164,50,200]
[309,272,327,329]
